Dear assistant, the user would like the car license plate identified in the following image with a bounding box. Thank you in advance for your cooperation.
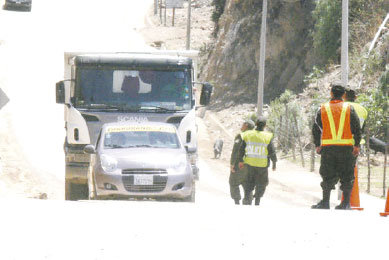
[134,175,153,185]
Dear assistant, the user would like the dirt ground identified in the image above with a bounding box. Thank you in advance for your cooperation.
[140,0,214,51]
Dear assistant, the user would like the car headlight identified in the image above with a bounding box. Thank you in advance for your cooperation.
[171,155,187,173]
[100,154,118,173]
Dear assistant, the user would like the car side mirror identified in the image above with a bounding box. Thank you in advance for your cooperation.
[56,81,65,104]
[199,83,213,106]
[83,144,96,154]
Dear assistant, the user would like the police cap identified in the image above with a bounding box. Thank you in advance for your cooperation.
[345,88,356,101]
[330,83,345,97]
[244,119,255,130]
[256,116,267,126]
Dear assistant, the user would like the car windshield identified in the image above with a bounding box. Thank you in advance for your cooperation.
[74,68,192,111]
[103,125,180,149]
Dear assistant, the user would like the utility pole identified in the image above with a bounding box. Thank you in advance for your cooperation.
[257,0,268,117]
[186,0,192,50]
[341,0,349,88]
[154,0,158,15]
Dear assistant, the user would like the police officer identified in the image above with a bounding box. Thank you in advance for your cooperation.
[229,119,255,205]
[238,117,277,206]
[312,83,362,210]
[344,88,368,140]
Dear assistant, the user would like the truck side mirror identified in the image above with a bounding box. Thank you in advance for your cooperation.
[56,81,65,104]
[185,145,197,154]
[199,83,213,106]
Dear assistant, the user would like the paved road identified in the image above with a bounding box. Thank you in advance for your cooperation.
[0,1,387,259]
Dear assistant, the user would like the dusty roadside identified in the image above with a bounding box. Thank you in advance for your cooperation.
[0,35,62,200]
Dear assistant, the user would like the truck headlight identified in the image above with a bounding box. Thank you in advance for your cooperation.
[100,154,118,173]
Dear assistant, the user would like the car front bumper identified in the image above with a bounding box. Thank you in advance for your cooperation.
[93,168,194,199]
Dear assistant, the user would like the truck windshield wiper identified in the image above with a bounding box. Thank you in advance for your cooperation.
[139,106,179,112]
[86,104,141,111]
[87,104,120,109]
[135,144,153,147]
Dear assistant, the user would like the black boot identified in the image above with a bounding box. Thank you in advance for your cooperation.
[254,198,260,206]
[312,190,330,209]
[335,190,351,210]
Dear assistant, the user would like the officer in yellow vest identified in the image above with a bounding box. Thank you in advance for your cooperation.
[312,84,361,210]
[238,117,277,206]
[344,88,368,145]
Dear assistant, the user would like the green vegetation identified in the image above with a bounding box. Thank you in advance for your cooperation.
[358,70,389,140]
[312,0,387,66]
[211,0,226,36]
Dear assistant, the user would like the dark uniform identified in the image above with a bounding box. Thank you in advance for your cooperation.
[238,118,277,206]
[230,134,249,204]
[229,120,254,204]
[312,89,361,209]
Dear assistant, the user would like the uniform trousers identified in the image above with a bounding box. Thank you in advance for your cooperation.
[243,164,269,204]
[229,166,248,201]
[319,146,355,192]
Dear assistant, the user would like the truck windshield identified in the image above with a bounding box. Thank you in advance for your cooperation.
[104,130,180,149]
[74,68,192,111]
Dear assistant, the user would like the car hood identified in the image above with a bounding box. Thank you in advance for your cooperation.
[100,148,188,169]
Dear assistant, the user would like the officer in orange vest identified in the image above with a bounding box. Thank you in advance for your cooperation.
[238,117,277,206]
[312,83,361,210]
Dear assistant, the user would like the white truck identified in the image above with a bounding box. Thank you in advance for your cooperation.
[56,51,212,200]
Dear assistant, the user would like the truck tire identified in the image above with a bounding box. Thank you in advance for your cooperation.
[65,180,88,201]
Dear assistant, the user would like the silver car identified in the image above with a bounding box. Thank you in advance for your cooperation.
[84,122,196,202]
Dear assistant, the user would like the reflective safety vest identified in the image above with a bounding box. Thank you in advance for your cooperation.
[242,130,273,167]
[320,100,353,146]
[347,102,367,145]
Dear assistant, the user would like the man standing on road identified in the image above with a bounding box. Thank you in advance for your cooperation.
[312,84,361,210]
[238,117,277,206]
[229,119,255,205]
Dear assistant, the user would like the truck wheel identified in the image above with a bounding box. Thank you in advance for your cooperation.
[65,180,88,201]
[65,180,72,200]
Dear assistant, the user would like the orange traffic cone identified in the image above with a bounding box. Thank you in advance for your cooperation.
[341,166,364,210]
[380,188,389,217]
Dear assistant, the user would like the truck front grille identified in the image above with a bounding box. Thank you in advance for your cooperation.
[122,169,168,192]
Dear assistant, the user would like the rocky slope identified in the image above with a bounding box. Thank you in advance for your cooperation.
[200,0,317,106]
